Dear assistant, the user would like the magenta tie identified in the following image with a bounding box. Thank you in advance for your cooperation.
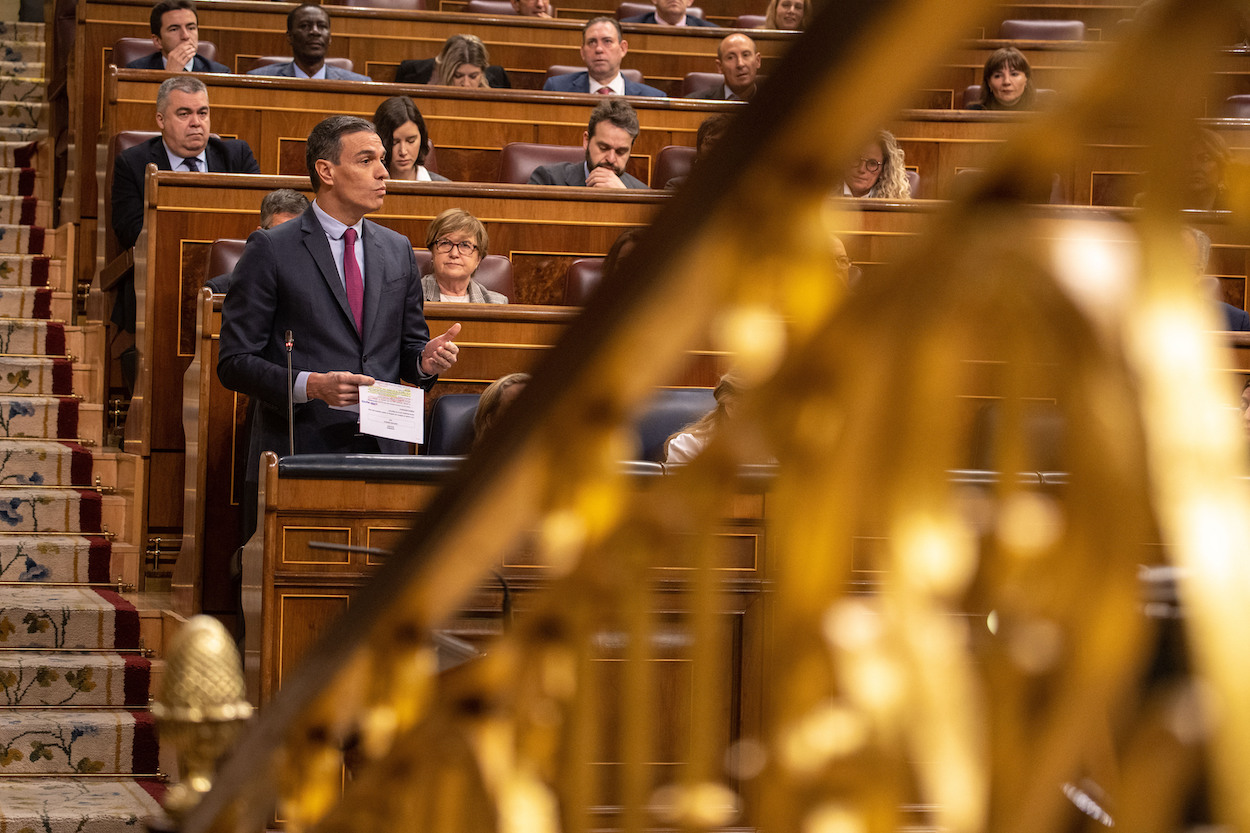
[343,227,364,333]
[596,86,612,94]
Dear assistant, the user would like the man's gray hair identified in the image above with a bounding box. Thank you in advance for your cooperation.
[260,189,311,227]
[156,75,207,114]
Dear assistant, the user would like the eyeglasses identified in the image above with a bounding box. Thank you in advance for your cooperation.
[433,239,478,255]
[834,256,852,267]
[854,157,882,173]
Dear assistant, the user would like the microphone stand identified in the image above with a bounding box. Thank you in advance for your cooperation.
[285,330,295,456]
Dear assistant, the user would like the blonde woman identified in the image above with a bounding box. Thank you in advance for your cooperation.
[841,129,911,199]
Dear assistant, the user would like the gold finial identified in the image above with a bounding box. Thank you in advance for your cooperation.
[152,615,254,823]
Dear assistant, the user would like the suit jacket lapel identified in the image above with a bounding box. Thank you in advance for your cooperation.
[360,219,386,346]
[205,139,227,173]
[148,138,172,171]
[301,210,358,338]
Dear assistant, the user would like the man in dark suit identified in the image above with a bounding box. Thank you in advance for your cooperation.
[245,4,371,81]
[218,115,460,472]
[126,0,230,73]
[622,0,719,27]
[205,189,310,294]
[529,98,648,189]
[685,33,760,101]
[542,17,664,96]
[110,75,259,342]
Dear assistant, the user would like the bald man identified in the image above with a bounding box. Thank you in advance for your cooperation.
[685,34,761,101]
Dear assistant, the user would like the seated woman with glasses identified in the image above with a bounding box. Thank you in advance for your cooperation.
[423,208,507,303]
[840,129,911,199]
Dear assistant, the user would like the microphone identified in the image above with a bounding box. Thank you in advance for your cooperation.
[285,330,295,457]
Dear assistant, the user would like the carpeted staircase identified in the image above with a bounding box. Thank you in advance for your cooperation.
[0,20,167,831]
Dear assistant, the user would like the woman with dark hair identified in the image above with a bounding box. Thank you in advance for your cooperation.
[968,47,1036,111]
[763,0,808,30]
[841,129,911,199]
[372,96,448,182]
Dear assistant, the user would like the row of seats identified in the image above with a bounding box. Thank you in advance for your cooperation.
[206,236,607,305]
[426,387,716,458]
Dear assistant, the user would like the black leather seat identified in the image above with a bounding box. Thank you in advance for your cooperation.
[426,394,480,455]
[635,387,716,462]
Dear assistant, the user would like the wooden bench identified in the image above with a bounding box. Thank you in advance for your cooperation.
[105,68,735,186]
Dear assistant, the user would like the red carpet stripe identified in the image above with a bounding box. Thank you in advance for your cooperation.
[12,142,36,167]
[67,441,92,484]
[27,225,44,254]
[19,195,35,225]
[123,655,152,707]
[77,488,102,532]
[87,536,112,583]
[17,167,34,195]
[29,254,48,285]
[57,395,78,438]
[51,356,72,394]
[139,778,168,802]
[96,589,140,649]
[44,321,65,355]
[31,285,50,318]
[131,710,159,773]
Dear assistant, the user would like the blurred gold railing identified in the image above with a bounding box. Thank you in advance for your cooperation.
[178,0,1250,830]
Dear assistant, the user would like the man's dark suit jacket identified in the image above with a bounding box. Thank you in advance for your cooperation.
[528,160,648,189]
[112,135,260,250]
[395,58,512,88]
[541,70,665,97]
[218,205,436,474]
[685,83,753,101]
[126,51,231,73]
[621,11,719,26]
[1221,302,1250,331]
[246,61,371,81]
[110,135,258,331]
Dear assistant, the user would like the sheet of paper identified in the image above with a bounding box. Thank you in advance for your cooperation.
[358,380,424,444]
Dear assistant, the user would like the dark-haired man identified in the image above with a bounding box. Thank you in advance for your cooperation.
[543,17,664,96]
[246,4,371,81]
[219,115,458,468]
[128,0,230,72]
[528,99,648,188]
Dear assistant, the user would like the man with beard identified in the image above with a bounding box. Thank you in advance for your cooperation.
[685,34,761,101]
[246,4,371,81]
[527,99,648,189]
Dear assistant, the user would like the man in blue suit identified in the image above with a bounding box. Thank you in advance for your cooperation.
[219,114,460,468]
[542,17,664,96]
[126,0,230,73]
[621,0,719,27]
[245,4,371,81]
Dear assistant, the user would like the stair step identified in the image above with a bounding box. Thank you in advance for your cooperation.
[0,77,43,102]
[0,39,45,66]
[0,23,45,40]
[0,535,114,584]
[0,255,61,289]
[0,318,68,356]
[0,60,42,78]
[0,709,157,774]
[0,653,150,706]
[0,194,48,224]
[0,777,165,829]
[0,486,126,533]
[0,395,86,442]
[0,587,139,650]
[0,166,43,199]
[0,440,94,486]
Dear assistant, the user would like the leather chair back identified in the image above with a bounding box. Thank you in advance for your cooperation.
[999,19,1085,40]
[734,13,765,27]
[681,71,723,97]
[563,258,604,305]
[636,387,716,462]
[466,0,517,13]
[545,65,644,86]
[249,56,355,72]
[112,37,220,68]
[105,130,161,259]
[426,394,480,455]
[497,142,585,184]
[1225,95,1250,118]
[654,145,696,188]
[617,1,704,18]
[342,0,425,8]
[415,250,515,301]
[207,238,248,284]
[905,169,920,198]
[962,85,981,108]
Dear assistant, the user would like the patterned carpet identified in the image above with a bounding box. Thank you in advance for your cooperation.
[0,20,165,830]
